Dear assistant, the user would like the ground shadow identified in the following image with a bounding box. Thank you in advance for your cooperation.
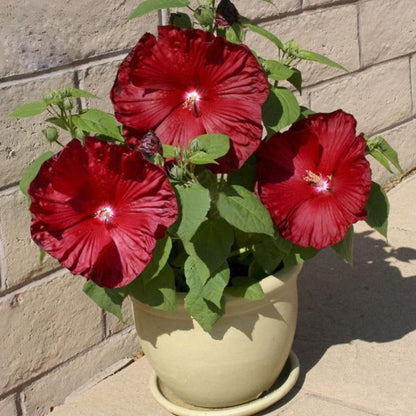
[293,229,415,385]
[257,229,416,414]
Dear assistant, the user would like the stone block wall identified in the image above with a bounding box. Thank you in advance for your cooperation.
[0,0,415,415]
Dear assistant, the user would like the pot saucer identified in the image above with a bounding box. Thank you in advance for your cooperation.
[149,351,300,416]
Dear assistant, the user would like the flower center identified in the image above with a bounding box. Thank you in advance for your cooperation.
[183,90,201,116]
[94,206,115,223]
[303,170,333,192]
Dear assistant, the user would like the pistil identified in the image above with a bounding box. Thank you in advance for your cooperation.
[303,170,332,192]
[183,90,201,116]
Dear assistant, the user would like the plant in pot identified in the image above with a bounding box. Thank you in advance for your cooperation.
[10,0,401,414]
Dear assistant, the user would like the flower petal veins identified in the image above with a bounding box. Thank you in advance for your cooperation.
[29,137,177,288]
[111,26,269,172]
[256,110,372,249]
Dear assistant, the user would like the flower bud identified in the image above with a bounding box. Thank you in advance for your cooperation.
[63,97,73,111]
[174,147,181,159]
[190,139,200,153]
[194,6,215,27]
[42,92,53,102]
[42,126,59,143]
[139,130,163,157]
[215,0,239,28]
[169,165,184,181]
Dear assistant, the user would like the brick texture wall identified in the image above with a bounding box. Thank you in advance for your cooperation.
[0,0,415,415]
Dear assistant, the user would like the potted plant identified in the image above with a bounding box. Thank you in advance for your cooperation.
[9,0,401,414]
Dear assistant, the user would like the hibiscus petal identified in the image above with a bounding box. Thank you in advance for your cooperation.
[111,26,269,172]
[332,135,372,221]
[29,137,178,288]
[300,110,358,173]
[282,196,351,249]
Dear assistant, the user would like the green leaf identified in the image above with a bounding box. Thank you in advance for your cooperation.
[298,106,315,120]
[217,184,275,236]
[262,87,300,136]
[253,236,284,274]
[226,23,243,44]
[185,218,234,274]
[39,249,46,265]
[197,168,218,193]
[366,136,402,173]
[191,134,230,160]
[83,281,127,320]
[184,262,229,331]
[227,276,265,300]
[162,144,177,158]
[8,101,47,118]
[189,151,218,165]
[127,0,190,20]
[129,264,177,312]
[283,246,318,267]
[294,49,347,72]
[244,23,284,50]
[365,182,389,238]
[169,11,193,28]
[45,117,68,130]
[248,260,268,280]
[171,183,211,241]
[71,109,123,142]
[262,60,295,81]
[228,155,257,191]
[20,151,55,196]
[287,68,302,93]
[369,149,393,173]
[184,255,210,286]
[67,88,99,99]
[140,236,172,280]
[332,226,354,266]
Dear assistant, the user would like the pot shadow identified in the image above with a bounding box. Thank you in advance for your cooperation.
[257,228,416,414]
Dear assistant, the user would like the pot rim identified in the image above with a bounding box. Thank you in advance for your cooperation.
[130,263,303,320]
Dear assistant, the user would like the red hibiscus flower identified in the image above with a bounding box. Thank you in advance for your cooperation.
[256,110,372,249]
[111,26,269,172]
[29,137,177,288]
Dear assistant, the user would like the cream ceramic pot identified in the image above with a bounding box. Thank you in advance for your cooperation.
[131,264,302,408]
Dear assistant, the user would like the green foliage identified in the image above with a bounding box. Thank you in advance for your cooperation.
[169,12,193,28]
[20,152,54,197]
[244,23,284,50]
[253,236,285,274]
[217,185,275,236]
[332,226,354,266]
[227,155,257,190]
[283,246,318,267]
[129,264,177,311]
[71,109,124,142]
[184,262,229,331]
[365,182,390,238]
[262,86,300,137]
[227,277,265,300]
[140,236,173,280]
[190,134,230,161]
[226,23,244,44]
[127,0,190,21]
[83,281,127,321]
[8,101,47,118]
[171,183,211,241]
[66,88,99,99]
[128,236,176,311]
[366,136,402,173]
[185,218,234,275]
[291,49,347,72]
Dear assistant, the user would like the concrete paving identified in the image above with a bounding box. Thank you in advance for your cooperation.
[51,174,416,416]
